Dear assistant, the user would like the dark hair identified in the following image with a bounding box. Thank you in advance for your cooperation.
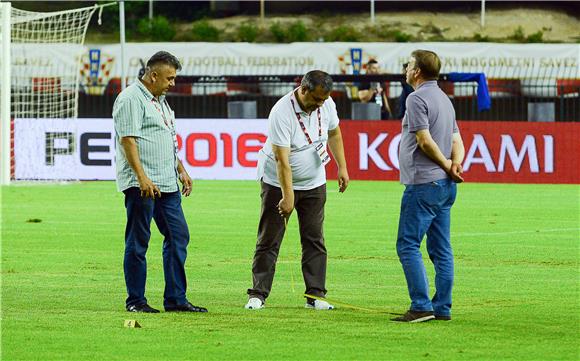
[367,59,379,66]
[146,51,182,71]
[301,70,333,93]
[411,50,441,80]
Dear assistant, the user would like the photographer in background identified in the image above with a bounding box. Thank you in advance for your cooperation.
[358,59,392,120]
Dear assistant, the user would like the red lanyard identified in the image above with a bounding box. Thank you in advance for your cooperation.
[152,97,179,154]
[151,98,172,128]
[290,98,321,144]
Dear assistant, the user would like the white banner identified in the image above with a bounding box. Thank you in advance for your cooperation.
[11,44,85,90]
[13,118,268,180]
[11,42,578,95]
[80,42,580,89]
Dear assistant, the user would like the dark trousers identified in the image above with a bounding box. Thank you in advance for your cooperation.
[247,182,327,301]
[123,187,190,308]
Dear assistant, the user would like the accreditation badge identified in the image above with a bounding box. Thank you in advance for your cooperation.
[171,129,178,154]
[315,143,331,166]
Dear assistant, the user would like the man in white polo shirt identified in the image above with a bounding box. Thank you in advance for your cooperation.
[245,70,349,311]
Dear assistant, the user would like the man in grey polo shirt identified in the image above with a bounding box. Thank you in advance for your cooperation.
[245,70,349,311]
[113,51,207,313]
[392,50,465,323]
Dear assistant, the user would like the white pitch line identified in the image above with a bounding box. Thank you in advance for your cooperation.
[16,222,580,236]
[454,228,580,237]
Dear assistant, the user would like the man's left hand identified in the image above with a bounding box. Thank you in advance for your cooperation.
[337,167,349,193]
[449,162,464,183]
[179,171,193,196]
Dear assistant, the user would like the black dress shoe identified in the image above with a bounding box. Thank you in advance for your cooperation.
[165,302,208,313]
[391,310,434,323]
[435,315,451,321]
[126,303,160,313]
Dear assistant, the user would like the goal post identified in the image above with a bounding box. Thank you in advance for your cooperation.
[0,2,114,184]
[1,2,11,185]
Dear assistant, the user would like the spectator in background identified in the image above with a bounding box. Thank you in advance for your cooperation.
[392,49,465,323]
[396,62,415,119]
[358,59,392,120]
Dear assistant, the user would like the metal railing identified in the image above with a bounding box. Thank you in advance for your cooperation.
[77,74,580,122]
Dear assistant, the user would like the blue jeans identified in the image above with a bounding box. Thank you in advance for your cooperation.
[123,187,190,308]
[396,178,457,316]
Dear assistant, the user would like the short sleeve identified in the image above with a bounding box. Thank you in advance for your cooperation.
[113,95,143,138]
[405,93,429,133]
[326,97,340,130]
[453,118,459,134]
[268,107,292,148]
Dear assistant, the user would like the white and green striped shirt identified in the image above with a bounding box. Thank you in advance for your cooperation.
[113,80,179,193]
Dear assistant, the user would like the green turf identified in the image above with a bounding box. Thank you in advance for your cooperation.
[1,180,579,360]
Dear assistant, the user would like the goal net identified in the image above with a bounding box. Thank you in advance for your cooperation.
[0,3,108,183]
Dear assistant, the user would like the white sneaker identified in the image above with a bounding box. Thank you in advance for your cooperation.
[305,299,334,310]
[244,297,264,310]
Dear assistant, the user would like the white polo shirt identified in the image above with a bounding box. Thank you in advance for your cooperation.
[257,88,340,190]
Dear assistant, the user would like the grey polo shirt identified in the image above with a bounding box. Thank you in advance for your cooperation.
[399,80,459,185]
[113,80,179,193]
[257,89,340,190]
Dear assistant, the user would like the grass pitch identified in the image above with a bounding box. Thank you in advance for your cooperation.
[1,180,579,360]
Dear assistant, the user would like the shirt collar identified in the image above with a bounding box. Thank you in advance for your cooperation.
[136,79,165,102]
[290,88,307,114]
[416,80,438,90]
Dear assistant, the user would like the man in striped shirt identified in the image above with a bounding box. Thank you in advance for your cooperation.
[113,51,207,313]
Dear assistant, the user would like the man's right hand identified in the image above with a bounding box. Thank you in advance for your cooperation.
[277,197,294,219]
[138,175,161,198]
[443,159,464,183]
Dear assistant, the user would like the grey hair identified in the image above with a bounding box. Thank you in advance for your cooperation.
[146,51,182,71]
[301,70,333,93]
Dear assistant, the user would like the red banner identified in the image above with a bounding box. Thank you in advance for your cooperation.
[327,121,580,184]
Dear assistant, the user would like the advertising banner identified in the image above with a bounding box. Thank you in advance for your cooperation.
[82,42,579,77]
[75,43,580,92]
[13,118,267,181]
[330,120,579,184]
[13,118,580,184]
